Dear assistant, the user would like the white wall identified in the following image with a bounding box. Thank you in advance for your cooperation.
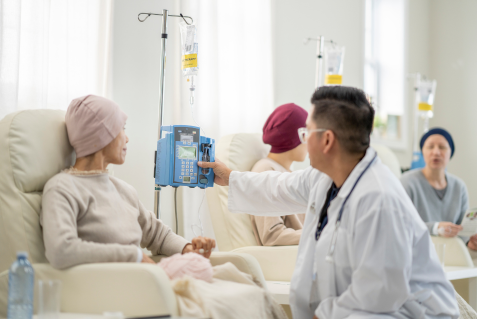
[428,0,477,206]
[391,0,431,167]
[272,0,365,110]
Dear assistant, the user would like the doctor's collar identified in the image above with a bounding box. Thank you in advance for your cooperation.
[336,147,377,199]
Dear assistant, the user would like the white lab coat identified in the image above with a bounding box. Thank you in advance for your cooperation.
[228,148,459,319]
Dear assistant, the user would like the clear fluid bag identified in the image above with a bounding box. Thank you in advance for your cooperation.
[324,45,345,85]
[180,20,198,77]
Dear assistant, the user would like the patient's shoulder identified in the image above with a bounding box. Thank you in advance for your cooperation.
[108,176,139,203]
[400,169,424,187]
[43,171,77,194]
[251,158,287,173]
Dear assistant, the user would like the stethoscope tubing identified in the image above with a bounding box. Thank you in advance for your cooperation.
[325,151,378,263]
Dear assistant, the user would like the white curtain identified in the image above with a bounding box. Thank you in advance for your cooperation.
[0,0,113,120]
[175,0,274,242]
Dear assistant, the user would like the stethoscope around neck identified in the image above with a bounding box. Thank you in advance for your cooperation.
[324,151,378,264]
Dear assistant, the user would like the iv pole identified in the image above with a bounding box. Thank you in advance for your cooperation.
[304,36,338,88]
[138,10,193,219]
[304,36,325,88]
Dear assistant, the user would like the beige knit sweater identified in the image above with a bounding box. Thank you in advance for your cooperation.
[249,158,305,246]
[40,170,189,269]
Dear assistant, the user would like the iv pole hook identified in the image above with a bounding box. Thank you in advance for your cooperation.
[138,12,193,24]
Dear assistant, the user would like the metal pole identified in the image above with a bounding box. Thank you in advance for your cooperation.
[315,36,325,88]
[154,9,168,219]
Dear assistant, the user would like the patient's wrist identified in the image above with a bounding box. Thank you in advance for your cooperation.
[182,244,193,254]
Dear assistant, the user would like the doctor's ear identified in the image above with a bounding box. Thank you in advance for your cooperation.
[321,130,336,154]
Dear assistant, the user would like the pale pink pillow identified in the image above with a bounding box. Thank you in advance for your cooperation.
[158,253,213,282]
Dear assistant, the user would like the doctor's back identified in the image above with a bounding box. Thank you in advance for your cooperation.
[287,149,459,319]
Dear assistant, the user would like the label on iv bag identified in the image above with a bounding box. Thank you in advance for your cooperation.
[325,74,343,85]
[418,102,433,111]
[182,54,198,70]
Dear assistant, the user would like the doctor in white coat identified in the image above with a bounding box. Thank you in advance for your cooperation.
[199,86,458,319]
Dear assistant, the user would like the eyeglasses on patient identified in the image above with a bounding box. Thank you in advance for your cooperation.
[298,127,327,144]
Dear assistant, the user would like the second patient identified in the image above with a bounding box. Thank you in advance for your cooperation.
[250,103,308,246]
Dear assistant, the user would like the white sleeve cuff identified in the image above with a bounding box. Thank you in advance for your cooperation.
[136,247,143,263]
[432,222,439,236]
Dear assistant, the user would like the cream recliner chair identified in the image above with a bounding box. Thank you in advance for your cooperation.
[0,110,265,318]
[207,133,298,282]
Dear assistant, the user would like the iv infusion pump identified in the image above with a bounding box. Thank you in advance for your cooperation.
[155,125,215,188]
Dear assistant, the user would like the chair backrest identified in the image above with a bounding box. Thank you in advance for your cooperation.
[371,143,402,178]
[0,110,75,272]
[206,134,403,251]
[207,133,270,251]
[431,236,474,267]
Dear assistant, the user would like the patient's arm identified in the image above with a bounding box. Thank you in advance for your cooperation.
[41,187,140,269]
[252,215,301,246]
[137,200,189,256]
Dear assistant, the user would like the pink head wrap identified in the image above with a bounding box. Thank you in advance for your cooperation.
[65,95,128,158]
[157,253,213,282]
[263,103,308,153]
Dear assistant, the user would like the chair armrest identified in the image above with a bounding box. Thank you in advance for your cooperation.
[10,263,177,317]
[209,251,267,288]
[231,246,298,282]
[150,252,266,288]
[431,236,474,267]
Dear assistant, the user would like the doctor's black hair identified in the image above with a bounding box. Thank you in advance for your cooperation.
[310,86,374,154]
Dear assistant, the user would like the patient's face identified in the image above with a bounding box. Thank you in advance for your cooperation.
[103,128,129,165]
[422,134,451,170]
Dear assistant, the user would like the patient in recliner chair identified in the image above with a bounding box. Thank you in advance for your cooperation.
[40,95,215,270]
[250,103,308,246]
[40,95,287,319]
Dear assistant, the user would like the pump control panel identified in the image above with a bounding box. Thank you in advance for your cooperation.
[155,125,215,188]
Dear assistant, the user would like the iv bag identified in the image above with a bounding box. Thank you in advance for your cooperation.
[324,45,345,85]
[180,21,198,77]
[416,78,437,113]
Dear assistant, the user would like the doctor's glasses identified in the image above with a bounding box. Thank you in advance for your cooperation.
[298,128,327,144]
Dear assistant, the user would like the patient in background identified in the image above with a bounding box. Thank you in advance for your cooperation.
[250,103,307,246]
[41,95,215,269]
[400,128,474,246]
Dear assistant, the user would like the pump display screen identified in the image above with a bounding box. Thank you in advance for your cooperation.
[178,146,196,159]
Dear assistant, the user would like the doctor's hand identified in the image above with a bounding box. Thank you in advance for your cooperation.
[198,159,232,186]
[437,222,463,237]
[468,234,477,251]
[182,236,216,259]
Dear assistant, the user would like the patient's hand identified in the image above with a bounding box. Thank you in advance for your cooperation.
[197,159,232,186]
[182,236,216,258]
[438,222,463,237]
[142,252,156,264]
[468,234,477,251]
